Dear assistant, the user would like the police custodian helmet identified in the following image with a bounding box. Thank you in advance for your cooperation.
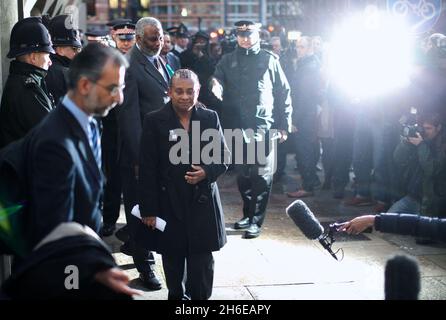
[49,15,82,48]
[7,16,55,59]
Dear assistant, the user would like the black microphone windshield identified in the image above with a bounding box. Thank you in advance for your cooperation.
[385,254,420,300]
[286,200,324,240]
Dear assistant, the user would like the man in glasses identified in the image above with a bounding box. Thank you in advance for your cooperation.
[1,43,141,299]
[116,16,169,291]
[46,14,82,104]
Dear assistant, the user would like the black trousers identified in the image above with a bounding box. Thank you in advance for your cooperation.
[162,252,214,300]
[120,166,155,272]
[101,139,122,226]
[235,140,275,227]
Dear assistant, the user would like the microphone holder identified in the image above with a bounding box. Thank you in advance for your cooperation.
[319,223,343,261]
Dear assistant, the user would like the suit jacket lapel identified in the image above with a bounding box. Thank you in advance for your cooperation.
[133,47,168,89]
[58,105,103,184]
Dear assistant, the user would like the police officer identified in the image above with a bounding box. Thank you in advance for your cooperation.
[106,18,132,48]
[210,20,292,238]
[46,14,82,104]
[0,17,55,148]
[85,30,109,46]
[112,22,136,54]
[171,23,190,57]
[100,22,136,237]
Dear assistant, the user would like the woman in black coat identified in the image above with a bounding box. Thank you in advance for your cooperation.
[137,69,229,300]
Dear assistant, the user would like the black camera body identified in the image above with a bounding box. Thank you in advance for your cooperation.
[402,124,421,138]
[399,110,422,138]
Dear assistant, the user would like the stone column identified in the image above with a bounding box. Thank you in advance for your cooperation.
[0,0,19,286]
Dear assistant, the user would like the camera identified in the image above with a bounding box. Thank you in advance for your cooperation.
[399,108,421,138]
[401,124,421,138]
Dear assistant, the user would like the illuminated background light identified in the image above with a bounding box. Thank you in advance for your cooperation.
[328,6,414,100]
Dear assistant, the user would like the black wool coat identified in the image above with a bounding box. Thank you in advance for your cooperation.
[137,102,229,255]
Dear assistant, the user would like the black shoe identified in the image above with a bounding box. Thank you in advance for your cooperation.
[139,270,162,291]
[100,223,116,237]
[120,242,133,256]
[244,224,261,239]
[115,225,130,243]
[234,217,250,230]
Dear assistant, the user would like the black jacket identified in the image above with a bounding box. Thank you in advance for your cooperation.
[213,43,292,133]
[46,53,71,104]
[283,54,322,125]
[25,104,103,248]
[1,229,127,300]
[376,213,446,243]
[138,103,229,255]
[180,47,220,110]
[117,46,170,168]
[0,61,55,148]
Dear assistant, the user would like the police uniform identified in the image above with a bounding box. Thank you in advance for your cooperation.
[100,23,136,236]
[212,20,292,238]
[112,22,136,52]
[85,30,109,45]
[46,14,82,104]
[0,17,55,148]
[171,23,190,57]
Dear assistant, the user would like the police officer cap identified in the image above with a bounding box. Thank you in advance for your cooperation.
[166,26,178,36]
[194,31,210,41]
[176,23,190,38]
[106,18,132,27]
[49,15,82,48]
[7,16,55,59]
[113,23,136,41]
[85,30,108,37]
[234,20,261,36]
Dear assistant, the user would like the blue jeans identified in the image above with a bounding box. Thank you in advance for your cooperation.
[352,114,400,203]
[387,195,421,214]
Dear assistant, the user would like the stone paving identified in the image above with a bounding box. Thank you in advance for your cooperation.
[105,158,446,300]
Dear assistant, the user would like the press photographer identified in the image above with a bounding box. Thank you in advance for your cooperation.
[390,112,446,243]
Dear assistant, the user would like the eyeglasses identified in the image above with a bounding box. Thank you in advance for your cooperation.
[144,35,164,42]
[94,82,125,96]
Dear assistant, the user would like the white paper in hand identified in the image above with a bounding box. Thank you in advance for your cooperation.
[131,205,166,232]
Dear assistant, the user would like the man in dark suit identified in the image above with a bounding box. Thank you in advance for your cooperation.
[21,43,139,297]
[138,69,229,300]
[116,16,170,290]
[160,32,181,74]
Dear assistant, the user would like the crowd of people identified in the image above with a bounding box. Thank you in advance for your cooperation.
[0,12,445,300]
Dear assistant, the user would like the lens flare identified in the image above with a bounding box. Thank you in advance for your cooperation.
[328,9,414,99]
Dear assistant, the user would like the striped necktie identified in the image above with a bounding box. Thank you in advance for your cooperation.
[154,57,168,82]
[89,119,101,170]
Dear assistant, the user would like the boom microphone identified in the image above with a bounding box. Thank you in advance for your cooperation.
[286,200,339,260]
